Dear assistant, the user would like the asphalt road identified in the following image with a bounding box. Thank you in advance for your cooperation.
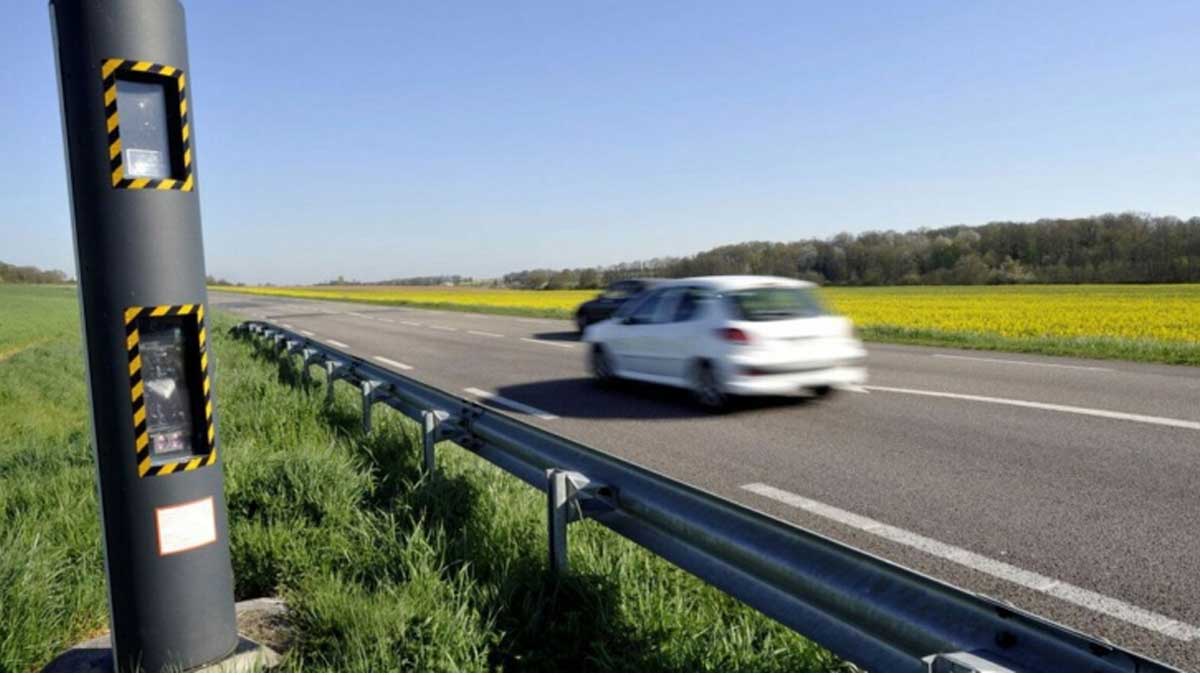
[211,291,1200,669]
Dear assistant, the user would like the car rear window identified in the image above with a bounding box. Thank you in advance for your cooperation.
[725,287,826,321]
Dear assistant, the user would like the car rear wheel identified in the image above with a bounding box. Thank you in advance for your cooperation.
[810,385,834,398]
[591,345,617,385]
[691,361,728,412]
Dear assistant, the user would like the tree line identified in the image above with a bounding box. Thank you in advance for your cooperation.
[501,213,1200,289]
[317,274,475,287]
[0,261,70,284]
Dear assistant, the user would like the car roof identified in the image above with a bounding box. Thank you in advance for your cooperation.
[657,275,816,291]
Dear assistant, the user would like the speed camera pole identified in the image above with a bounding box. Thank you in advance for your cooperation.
[50,0,238,670]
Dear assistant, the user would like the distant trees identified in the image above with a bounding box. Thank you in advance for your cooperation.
[317,275,475,287]
[0,261,70,284]
[500,213,1200,288]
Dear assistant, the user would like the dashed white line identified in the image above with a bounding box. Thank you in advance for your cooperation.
[429,325,457,332]
[280,323,293,329]
[376,318,395,323]
[373,356,413,371]
[400,321,423,327]
[520,337,575,349]
[300,330,315,337]
[327,339,350,349]
[932,353,1114,372]
[463,387,559,420]
[741,482,1200,642]
[865,385,1200,431]
[346,312,373,320]
[467,330,504,338]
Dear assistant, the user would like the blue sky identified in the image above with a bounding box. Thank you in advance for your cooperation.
[4,1,1198,284]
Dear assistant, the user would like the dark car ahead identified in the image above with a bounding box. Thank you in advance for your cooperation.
[574,278,663,332]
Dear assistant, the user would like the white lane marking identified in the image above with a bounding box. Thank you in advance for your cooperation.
[400,321,423,327]
[865,385,1200,431]
[300,330,315,337]
[741,482,1200,642]
[327,339,350,349]
[373,356,413,371]
[429,325,458,332]
[376,318,395,323]
[520,337,575,349]
[463,387,559,420]
[838,384,870,394]
[346,312,373,320]
[932,353,1114,372]
[280,323,294,329]
[468,330,504,338]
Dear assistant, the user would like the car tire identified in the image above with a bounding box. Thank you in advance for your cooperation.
[576,313,590,333]
[810,385,834,398]
[690,361,729,412]
[591,345,617,386]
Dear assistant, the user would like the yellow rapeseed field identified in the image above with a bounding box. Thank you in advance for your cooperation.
[819,284,1200,343]
[223,285,597,313]
[218,283,1199,362]
[223,283,1199,343]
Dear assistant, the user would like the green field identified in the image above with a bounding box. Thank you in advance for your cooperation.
[0,284,841,671]
[218,283,1200,366]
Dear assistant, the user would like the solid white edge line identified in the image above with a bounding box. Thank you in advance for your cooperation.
[865,385,1200,431]
[932,353,1114,372]
[373,356,413,371]
[468,330,504,338]
[741,483,1200,642]
[520,337,575,349]
[463,387,559,420]
[327,339,350,349]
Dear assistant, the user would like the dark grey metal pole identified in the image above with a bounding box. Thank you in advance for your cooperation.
[49,1,238,671]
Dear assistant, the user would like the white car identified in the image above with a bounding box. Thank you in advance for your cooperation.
[582,276,867,409]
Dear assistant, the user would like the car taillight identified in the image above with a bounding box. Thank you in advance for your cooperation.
[716,327,751,344]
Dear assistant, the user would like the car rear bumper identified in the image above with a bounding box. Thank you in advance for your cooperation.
[722,365,867,396]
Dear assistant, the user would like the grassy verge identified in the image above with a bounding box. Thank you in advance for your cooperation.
[0,284,843,672]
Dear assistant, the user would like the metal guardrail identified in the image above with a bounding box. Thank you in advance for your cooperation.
[235,321,1173,673]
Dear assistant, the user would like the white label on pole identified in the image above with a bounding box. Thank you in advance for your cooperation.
[155,496,217,556]
[124,148,168,179]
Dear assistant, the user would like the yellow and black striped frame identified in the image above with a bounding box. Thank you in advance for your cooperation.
[102,58,194,191]
[125,304,215,477]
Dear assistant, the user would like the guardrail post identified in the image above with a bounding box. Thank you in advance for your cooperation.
[323,360,348,406]
[301,349,320,384]
[421,410,450,476]
[361,380,385,434]
[547,469,572,574]
[545,470,612,576]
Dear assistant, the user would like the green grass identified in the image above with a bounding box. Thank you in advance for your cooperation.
[0,284,842,672]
